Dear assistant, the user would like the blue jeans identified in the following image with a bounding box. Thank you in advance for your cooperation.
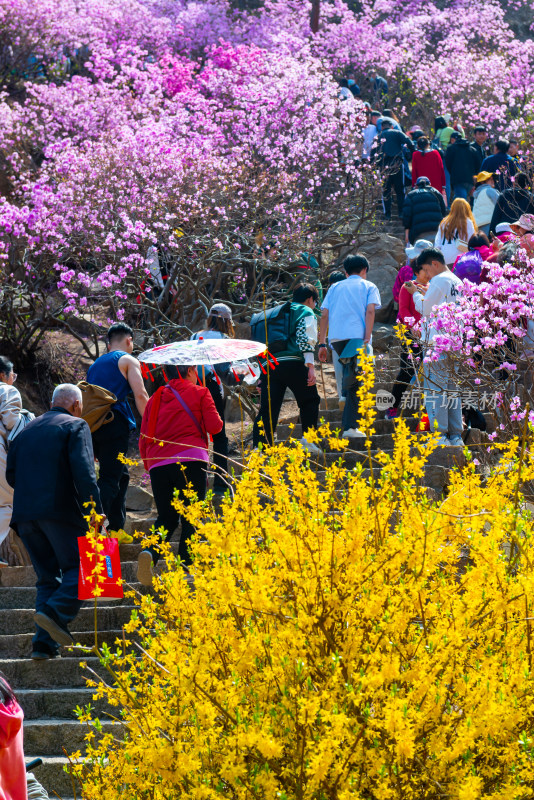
[452,183,472,200]
[18,519,83,654]
[443,164,451,206]
[331,349,344,401]
[341,362,360,431]
[423,356,462,438]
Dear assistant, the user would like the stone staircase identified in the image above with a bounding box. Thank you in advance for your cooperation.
[0,550,152,796]
[0,352,495,797]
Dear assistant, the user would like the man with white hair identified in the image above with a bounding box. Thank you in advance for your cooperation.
[6,384,103,659]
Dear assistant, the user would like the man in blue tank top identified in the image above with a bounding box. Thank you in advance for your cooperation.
[87,323,149,537]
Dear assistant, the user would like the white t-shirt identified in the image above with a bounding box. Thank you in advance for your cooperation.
[321,275,381,342]
[434,220,476,266]
[413,270,462,344]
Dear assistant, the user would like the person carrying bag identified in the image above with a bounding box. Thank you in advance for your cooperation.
[136,365,223,586]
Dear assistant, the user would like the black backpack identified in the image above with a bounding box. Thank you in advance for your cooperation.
[250,302,292,354]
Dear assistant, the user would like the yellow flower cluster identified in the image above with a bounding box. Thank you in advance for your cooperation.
[72,356,534,799]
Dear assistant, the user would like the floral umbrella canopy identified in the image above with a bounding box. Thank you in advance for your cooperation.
[138,338,267,367]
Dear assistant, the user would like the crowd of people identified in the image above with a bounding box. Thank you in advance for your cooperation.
[361,98,533,237]
[1,73,534,664]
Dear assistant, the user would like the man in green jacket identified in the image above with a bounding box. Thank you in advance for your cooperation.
[252,283,321,454]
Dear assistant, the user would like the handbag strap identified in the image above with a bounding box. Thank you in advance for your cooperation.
[167,385,204,438]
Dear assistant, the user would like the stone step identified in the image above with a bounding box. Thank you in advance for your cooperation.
[314,465,450,493]
[23,756,77,796]
[0,606,134,636]
[0,559,142,588]
[18,687,105,720]
[24,718,119,756]
[0,585,143,610]
[0,628,129,659]
[118,540,181,560]
[0,657,106,689]
[124,513,158,536]
[321,443,466,469]
[275,417,420,441]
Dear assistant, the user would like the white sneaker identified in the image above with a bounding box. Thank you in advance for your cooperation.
[300,437,322,455]
[448,435,464,447]
[137,550,154,587]
[343,428,366,439]
[435,436,450,446]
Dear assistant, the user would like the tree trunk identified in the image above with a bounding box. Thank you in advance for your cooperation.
[310,0,320,33]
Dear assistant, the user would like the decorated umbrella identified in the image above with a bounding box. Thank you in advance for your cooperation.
[138,338,268,385]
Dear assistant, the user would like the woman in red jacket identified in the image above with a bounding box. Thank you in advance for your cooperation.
[0,675,26,800]
[411,136,446,197]
[386,258,430,418]
[137,365,223,585]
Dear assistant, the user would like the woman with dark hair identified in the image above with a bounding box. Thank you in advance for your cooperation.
[0,673,27,800]
[191,303,235,496]
[386,257,431,418]
[411,136,446,195]
[0,356,22,567]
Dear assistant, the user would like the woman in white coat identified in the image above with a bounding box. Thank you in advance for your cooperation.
[0,356,22,565]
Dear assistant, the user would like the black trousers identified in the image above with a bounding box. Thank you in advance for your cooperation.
[252,360,320,446]
[92,413,130,531]
[382,163,404,217]
[18,518,84,655]
[391,345,420,408]
[149,461,207,566]
[206,377,228,492]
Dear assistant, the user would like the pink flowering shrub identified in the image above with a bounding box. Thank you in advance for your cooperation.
[1,0,533,391]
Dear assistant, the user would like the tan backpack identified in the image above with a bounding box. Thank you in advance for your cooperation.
[77,381,117,433]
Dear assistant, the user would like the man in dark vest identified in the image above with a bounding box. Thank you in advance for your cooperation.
[252,284,321,454]
[87,323,148,539]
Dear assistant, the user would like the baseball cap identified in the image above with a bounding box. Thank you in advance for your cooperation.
[405,239,434,260]
[475,171,494,183]
[495,223,513,234]
[511,214,534,232]
[209,302,233,320]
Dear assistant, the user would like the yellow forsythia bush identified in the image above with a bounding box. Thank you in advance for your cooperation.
[72,364,534,800]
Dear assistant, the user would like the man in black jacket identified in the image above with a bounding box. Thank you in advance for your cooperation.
[6,384,103,658]
[402,177,447,244]
[445,132,479,200]
[470,125,489,171]
[481,140,518,191]
[489,173,534,232]
[374,120,413,218]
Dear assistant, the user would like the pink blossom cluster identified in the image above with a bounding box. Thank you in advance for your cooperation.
[426,252,534,370]
[1,0,533,320]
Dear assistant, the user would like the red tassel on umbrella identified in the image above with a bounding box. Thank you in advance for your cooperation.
[258,361,267,374]
[267,351,279,366]
[232,368,241,383]
[162,369,168,383]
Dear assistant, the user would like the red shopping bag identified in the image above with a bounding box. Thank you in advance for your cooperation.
[78,533,124,601]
